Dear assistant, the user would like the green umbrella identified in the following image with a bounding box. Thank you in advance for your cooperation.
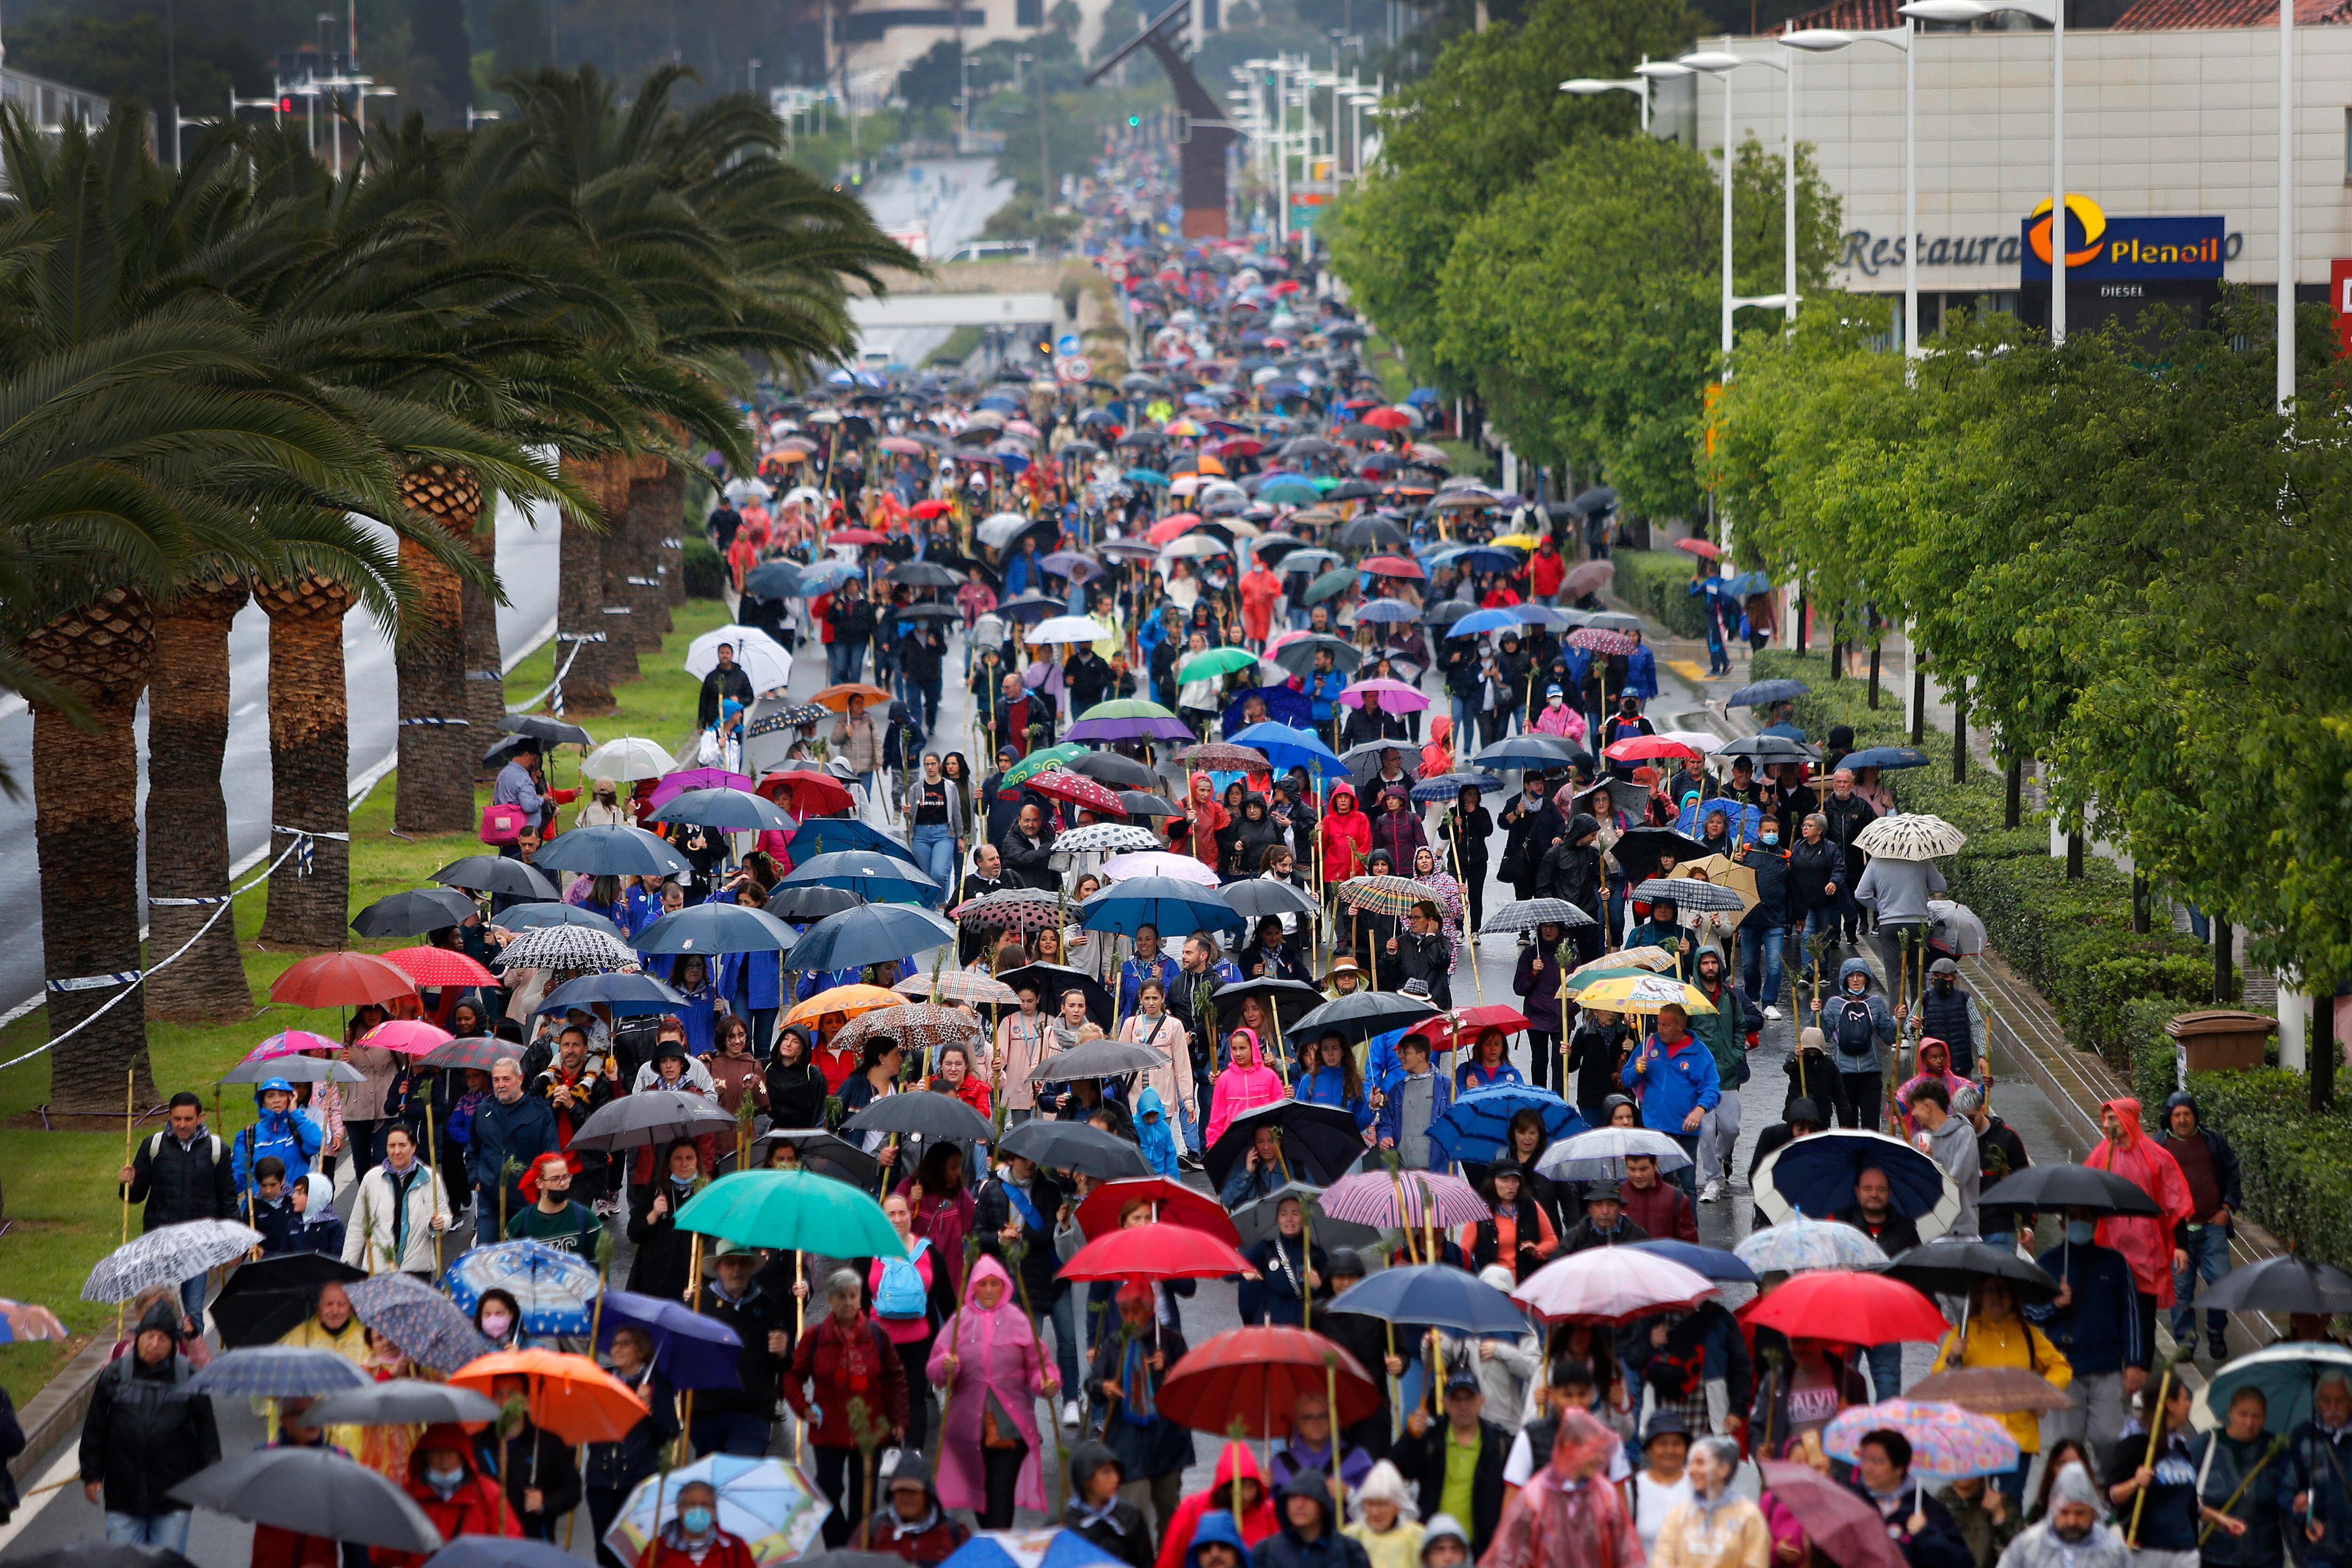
[1075,697,1180,722]
[1003,741,1087,787]
[1177,647,1262,683]
[1304,566,1359,604]
[1312,475,1339,492]
[674,1170,905,1256]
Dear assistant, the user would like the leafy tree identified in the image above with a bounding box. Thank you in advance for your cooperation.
[6,8,266,119]
[410,0,477,125]
[898,41,965,110]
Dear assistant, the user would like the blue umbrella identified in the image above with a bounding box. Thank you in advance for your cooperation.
[1354,599,1420,624]
[1078,875,1247,939]
[1752,1129,1961,1232]
[183,1346,372,1398]
[1472,734,1588,771]
[1125,467,1170,486]
[491,902,627,938]
[740,561,802,601]
[787,815,920,866]
[780,849,942,905]
[1229,719,1348,779]
[940,1524,1130,1568]
[787,902,957,972]
[1261,480,1320,506]
[532,824,692,877]
[1444,607,1523,639]
[634,901,798,955]
[1220,686,1315,737]
[1326,1263,1533,1336]
[1428,1083,1588,1165]
[1410,772,1504,804]
[795,559,861,594]
[1723,571,1772,597]
[648,787,797,833]
[595,1287,745,1391]
[1515,603,1572,628]
[1626,1239,1758,1283]
[1726,677,1810,709]
[440,1240,601,1336]
[534,971,690,1017]
[1840,746,1931,771]
[1455,547,1524,574]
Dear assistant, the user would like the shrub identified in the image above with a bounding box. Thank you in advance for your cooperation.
[681,531,726,600]
[1611,549,1711,640]
[2169,1054,2352,1273]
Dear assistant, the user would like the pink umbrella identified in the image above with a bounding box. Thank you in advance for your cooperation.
[1511,1247,1716,1325]
[646,768,755,808]
[244,1029,341,1062]
[1336,678,1431,712]
[1104,850,1220,887]
[1321,1169,1490,1229]
[356,1019,457,1056]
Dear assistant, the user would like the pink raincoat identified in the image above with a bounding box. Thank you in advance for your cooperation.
[1205,1027,1285,1148]
[1481,1410,1643,1568]
[2083,1095,2195,1306]
[925,1253,1051,1514]
[1533,699,1588,744]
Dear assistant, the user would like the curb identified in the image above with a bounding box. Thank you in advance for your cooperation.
[7,1337,111,1492]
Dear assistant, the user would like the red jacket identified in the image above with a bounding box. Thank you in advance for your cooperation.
[373,1435,523,1568]
[253,1526,344,1568]
[1620,1176,1700,1243]
[637,1529,761,1568]
[784,1311,911,1449]
[1319,788,1373,883]
[1530,547,1566,597]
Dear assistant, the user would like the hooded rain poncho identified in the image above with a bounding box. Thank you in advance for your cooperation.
[2082,1096,2195,1305]
[926,1253,1052,1515]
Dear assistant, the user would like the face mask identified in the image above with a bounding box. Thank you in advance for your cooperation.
[1933,978,1953,993]
[2065,1220,2096,1245]
[428,1467,466,1494]
[681,1506,715,1535]
[479,1312,513,1338]
[1761,832,1778,846]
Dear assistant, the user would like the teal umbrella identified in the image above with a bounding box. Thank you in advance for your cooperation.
[1125,467,1170,486]
[1261,480,1320,506]
[1304,566,1357,604]
[675,1170,905,1257]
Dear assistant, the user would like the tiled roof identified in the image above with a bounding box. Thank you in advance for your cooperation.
[1771,0,1902,29]
[1772,0,2349,28]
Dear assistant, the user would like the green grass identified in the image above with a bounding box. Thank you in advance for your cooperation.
[0,596,734,1407]
[925,325,985,367]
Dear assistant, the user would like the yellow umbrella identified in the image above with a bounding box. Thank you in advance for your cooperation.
[1569,946,1677,985]
[1671,856,1760,919]
[1491,533,1542,549]
[783,985,905,1028]
[1571,974,1718,1014]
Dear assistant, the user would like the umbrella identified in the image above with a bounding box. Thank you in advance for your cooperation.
[1268,635,1362,677]
[1074,1177,1245,1246]
[1613,826,1713,873]
[1824,1399,2020,1480]
[1571,974,1716,1015]
[570,1088,738,1155]
[769,883,861,922]
[675,1170,904,1256]
[1626,1239,1757,1283]
[423,1542,585,1568]
[747,1128,880,1184]
[1030,1038,1169,1081]
[493,923,640,972]
[1059,756,1166,797]
[1885,1239,2061,1302]
[433,855,561,899]
[1726,678,1810,708]
[831,1001,984,1059]
[892,971,1018,1009]
[594,1288,746,1391]
[1853,813,1967,861]
[351,887,479,938]
[1066,708,1194,746]
[1177,647,1263,684]
[1120,789,1183,818]
[440,1241,601,1336]
[1204,1098,1372,1190]
[1753,1130,1963,1237]
[790,903,957,972]
[2203,1342,2352,1430]
[1052,820,1163,860]
[1205,976,1326,1035]
[241,1028,342,1062]
[346,1272,496,1374]
[1511,1247,1716,1325]
[991,964,1112,1029]
[1631,877,1745,915]
[1734,1214,1892,1275]
[1028,768,1131,817]
[1429,1084,1589,1166]
[1470,735,1587,772]
[0,1297,70,1343]
[1335,875,1445,920]
[606,1455,831,1567]
[1601,733,1696,763]
[1906,1366,2073,1415]
[1336,678,1429,713]
[184,1346,373,1398]
[1223,879,1323,923]
[1080,876,1247,939]
[1059,1221,1254,1282]
[649,788,797,833]
[86,1219,264,1302]
[532,824,693,877]
[501,714,594,747]
[1292,990,1441,1045]
[582,737,682,781]
[269,951,417,1008]
[2196,1253,2352,1314]
[491,902,625,938]
[1535,1127,1694,1182]
[954,888,1065,932]
[1228,1183,1385,1252]
[1410,772,1505,805]
[647,769,757,807]
[633,902,800,959]
[170,1446,444,1554]
[1351,601,1421,626]
[13,1549,196,1568]
[1481,898,1595,933]
[842,1092,994,1143]
[354,1017,462,1056]
[1031,614,1109,643]
[1755,1461,1910,1568]
[1974,1162,2161,1219]
[1101,851,1218,888]
[995,1118,1152,1178]
[1842,746,1932,771]
[785,983,908,1027]
[780,850,942,905]
[307,1379,504,1427]
[761,769,858,818]
[416,1036,514,1072]
[220,1055,362,1084]
[1155,1325,1383,1437]
[1743,1270,1950,1345]
[1321,1170,1489,1230]
[450,1348,649,1444]
[1929,899,1989,956]
[1715,735,1819,764]
[1327,1264,1531,1337]
[210,1253,369,1346]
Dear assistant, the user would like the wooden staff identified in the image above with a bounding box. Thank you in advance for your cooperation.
[118,1069,135,1338]
[793,1248,808,1462]
[1325,1350,1345,1506]
[2128,1346,2197,1547]
[421,1079,445,1275]
[676,1233,704,1464]
[1442,810,1485,1006]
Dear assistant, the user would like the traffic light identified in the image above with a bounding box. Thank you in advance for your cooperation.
[280,97,294,112]
[1127,114,1140,127]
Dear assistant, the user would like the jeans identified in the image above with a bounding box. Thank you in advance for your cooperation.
[1667,1133,1700,1195]
[1867,1343,1905,1402]
[2171,1224,2232,1344]
[106,1512,194,1552]
[1699,1089,1742,1187]
[693,1410,771,1457]
[1047,1288,1084,1395]
[749,1007,777,1059]
[912,824,958,893]
[179,1272,210,1336]
[827,640,867,686]
[1451,693,1474,747]
[1741,923,1786,1008]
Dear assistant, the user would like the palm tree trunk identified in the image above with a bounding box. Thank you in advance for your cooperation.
[462,501,506,763]
[258,575,358,948]
[659,465,688,611]
[625,456,670,648]
[593,458,641,685]
[556,459,614,715]
[394,540,474,834]
[19,589,157,1111]
[145,581,255,1022]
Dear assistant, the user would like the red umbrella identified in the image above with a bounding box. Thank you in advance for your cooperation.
[1360,555,1425,580]
[377,947,499,987]
[357,1019,458,1056]
[1058,1221,1250,1282]
[879,437,929,458]
[269,952,418,1008]
[1740,1270,1949,1346]
[1675,538,1725,561]
[829,528,888,546]
[1603,735,1701,763]
[1074,1178,1242,1245]
[1756,1461,1909,1568]
[1156,1325,1382,1436]
[759,769,856,816]
[1025,769,1129,817]
[1362,408,1412,431]
[912,499,954,519]
[1406,1004,1533,1052]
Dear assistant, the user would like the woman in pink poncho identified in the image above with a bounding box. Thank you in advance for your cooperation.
[2083,1095,2195,1312]
[1482,1408,1642,1568]
[925,1252,1059,1527]
[1206,1027,1286,1149]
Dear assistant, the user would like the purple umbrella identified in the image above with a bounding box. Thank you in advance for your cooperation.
[648,767,755,807]
[595,1288,745,1390]
[1067,713,1194,743]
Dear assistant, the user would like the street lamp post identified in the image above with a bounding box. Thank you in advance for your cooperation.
[1557,73,1652,133]
[1680,49,1795,342]
[1781,26,1913,353]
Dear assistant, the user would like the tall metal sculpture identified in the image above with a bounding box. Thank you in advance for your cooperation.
[1083,0,1239,238]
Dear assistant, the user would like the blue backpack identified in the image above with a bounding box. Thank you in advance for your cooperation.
[874,1238,930,1320]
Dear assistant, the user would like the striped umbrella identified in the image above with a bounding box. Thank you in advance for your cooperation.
[1320,1169,1490,1229]
[1410,772,1505,804]
[1483,898,1596,932]
[893,969,1020,1006]
[1002,743,1089,788]
[1824,1400,2021,1480]
[184,1346,373,1398]
[417,1035,514,1072]
[1335,875,1445,918]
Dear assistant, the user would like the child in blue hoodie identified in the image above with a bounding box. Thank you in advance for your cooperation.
[232,1077,325,1195]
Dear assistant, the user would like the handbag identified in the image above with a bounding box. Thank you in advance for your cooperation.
[479,802,526,845]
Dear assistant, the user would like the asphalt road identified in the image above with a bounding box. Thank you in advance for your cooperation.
[852,156,1019,371]
[0,498,563,1023]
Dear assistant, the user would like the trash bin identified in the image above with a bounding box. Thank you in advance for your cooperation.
[2163,1009,2276,1078]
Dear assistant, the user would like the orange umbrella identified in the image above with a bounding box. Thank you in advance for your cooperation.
[450,1347,646,1443]
[784,985,905,1028]
[810,682,892,712]
[270,951,418,1008]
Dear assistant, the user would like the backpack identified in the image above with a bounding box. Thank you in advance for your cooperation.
[874,1238,930,1319]
[1831,994,1877,1057]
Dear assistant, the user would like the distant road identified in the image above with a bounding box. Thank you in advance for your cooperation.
[856,154,1018,368]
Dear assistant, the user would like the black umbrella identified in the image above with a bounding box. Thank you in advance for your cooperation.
[749,1128,882,1185]
[533,824,692,877]
[1224,880,1322,922]
[842,1093,995,1143]
[1976,1163,2161,1217]
[430,854,560,900]
[995,1118,1152,1178]
[996,963,1114,1029]
[2195,1253,2352,1314]
[569,1088,737,1154]
[1335,517,1408,550]
[1885,1239,2061,1303]
[1206,1098,1374,1190]
[1422,598,1478,632]
[306,1380,503,1427]
[1714,734,1819,763]
[210,1253,368,1348]
[898,603,961,621]
[1568,485,1619,518]
[350,887,478,938]
[1120,790,1183,818]
[888,561,963,589]
[768,883,863,922]
[501,714,595,746]
[1613,827,1714,876]
[1292,989,1441,1044]
[1065,751,1164,790]
[1029,1038,1168,1081]
[171,1446,443,1554]
[481,732,534,768]
[1210,975,1327,1036]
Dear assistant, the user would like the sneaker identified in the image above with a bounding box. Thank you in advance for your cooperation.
[1699,1179,1726,1203]
[2209,1334,2229,1361]
[1764,1005,1782,1021]
[1062,1399,1083,1427]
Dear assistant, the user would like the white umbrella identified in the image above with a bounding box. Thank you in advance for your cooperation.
[1160,534,1229,559]
[976,512,1035,549]
[86,1219,264,1301]
[1512,1247,1715,1325]
[493,923,640,972]
[1535,1126,1694,1183]
[581,736,677,782]
[1104,850,1220,886]
[1031,614,1109,644]
[1855,812,1967,861]
[1928,899,1987,955]
[1657,728,1724,754]
[683,625,793,692]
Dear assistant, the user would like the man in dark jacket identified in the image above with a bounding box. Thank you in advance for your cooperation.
[79,1298,220,1550]
[1065,644,1114,716]
[1838,1167,1924,1402]
[1255,1470,1374,1568]
[1391,1370,1510,1556]
[1498,778,1565,905]
[826,579,879,686]
[693,1242,791,1457]
[974,1154,1082,1411]
[898,620,948,734]
[1534,815,1605,963]
[998,802,1059,891]
[119,1091,238,1329]
[1559,1181,1650,1253]
[2159,1090,2242,1361]
[470,1056,560,1234]
[1820,772,1880,947]
[697,642,756,730]
[1687,948,1758,1207]
[1622,1301,1754,1436]
[1735,823,1792,1018]
[1062,1441,1155,1568]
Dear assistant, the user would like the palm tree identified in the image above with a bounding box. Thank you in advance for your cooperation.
[254,572,363,948]
[144,578,257,1021]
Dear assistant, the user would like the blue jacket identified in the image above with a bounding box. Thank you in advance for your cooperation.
[1364,1027,1410,1095]
[1190,1510,1251,1568]
[720,947,785,1010]
[2023,1239,2145,1374]
[1621,1032,1720,1132]
[1295,1065,1373,1131]
[1136,1086,1180,1177]
[1625,644,1658,700]
[1373,1069,1454,1167]
[2280,1418,2352,1568]
[1300,668,1347,724]
[232,1081,324,1194]
[1454,1059,1524,1094]
[1119,953,1182,1019]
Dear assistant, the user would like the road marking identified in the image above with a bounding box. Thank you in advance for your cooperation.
[1665,658,1713,684]
[0,1444,83,1555]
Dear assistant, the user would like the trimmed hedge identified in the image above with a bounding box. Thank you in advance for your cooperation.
[1612,549,1712,641]
[682,531,726,600]
[1750,650,2214,1067]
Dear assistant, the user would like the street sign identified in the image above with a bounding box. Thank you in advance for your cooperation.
[1056,356,1091,383]
[1056,333,1081,357]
